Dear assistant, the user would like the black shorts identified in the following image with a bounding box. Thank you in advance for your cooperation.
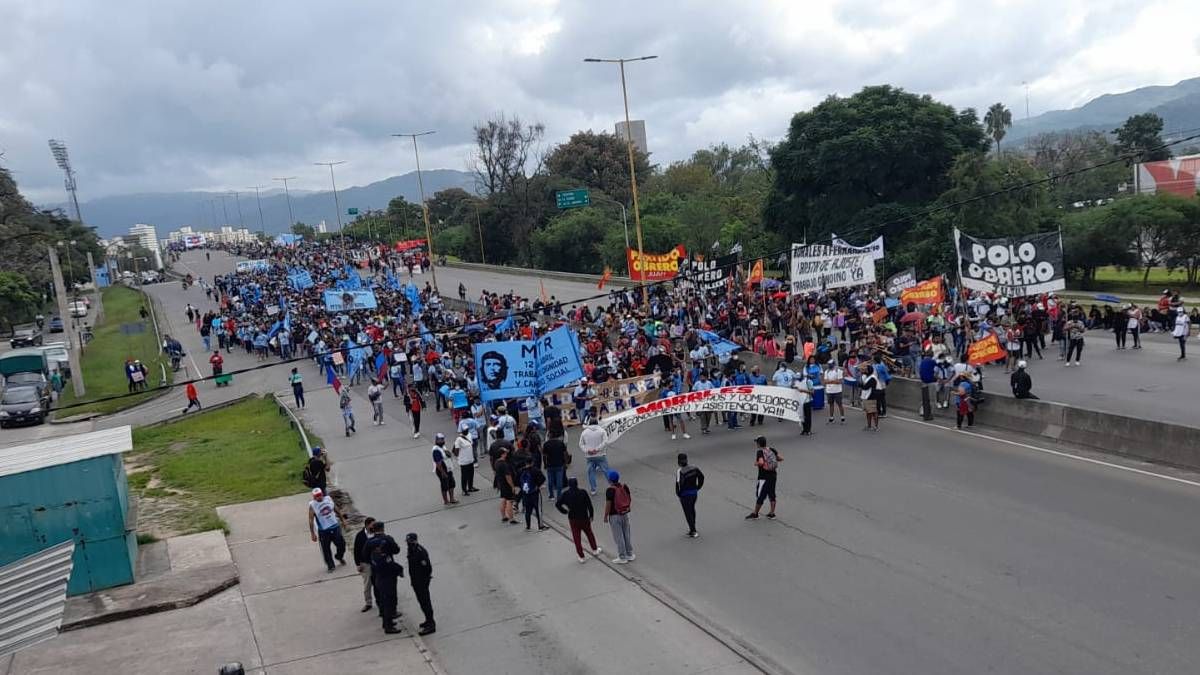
[498,484,515,500]
[755,475,777,505]
[438,472,456,492]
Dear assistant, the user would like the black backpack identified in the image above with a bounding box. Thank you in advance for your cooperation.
[302,458,326,488]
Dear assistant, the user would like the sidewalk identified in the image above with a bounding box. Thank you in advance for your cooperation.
[287,379,760,674]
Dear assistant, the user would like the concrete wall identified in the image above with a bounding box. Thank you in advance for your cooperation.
[733,350,1200,471]
[444,261,635,288]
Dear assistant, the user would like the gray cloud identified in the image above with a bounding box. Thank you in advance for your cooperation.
[2,0,1197,204]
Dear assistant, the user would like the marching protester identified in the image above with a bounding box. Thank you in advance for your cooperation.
[307,487,347,572]
[289,367,305,408]
[603,471,635,564]
[746,436,782,520]
[454,426,478,494]
[181,381,202,414]
[675,453,704,538]
[339,385,357,437]
[367,378,386,425]
[555,477,602,563]
[859,362,881,431]
[431,433,458,506]
[578,415,610,496]
[824,359,846,424]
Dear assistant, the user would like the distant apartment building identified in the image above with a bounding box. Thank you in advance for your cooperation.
[615,120,648,155]
[128,223,163,269]
[317,220,328,234]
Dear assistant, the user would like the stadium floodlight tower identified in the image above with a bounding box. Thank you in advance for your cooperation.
[48,139,84,224]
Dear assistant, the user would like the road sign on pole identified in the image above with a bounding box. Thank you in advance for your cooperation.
[347,207,359,215]
[555,189,591,209]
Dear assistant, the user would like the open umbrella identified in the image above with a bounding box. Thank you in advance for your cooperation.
[1094,294,1121,304]
[771,291,789,300]
[899,311,926,323]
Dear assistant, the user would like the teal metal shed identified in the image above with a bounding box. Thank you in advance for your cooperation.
[0,427,135,596]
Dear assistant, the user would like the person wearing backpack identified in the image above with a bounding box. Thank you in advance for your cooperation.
[519,462,548,531]
[746,436,782,520]
[302,447,330,491]
[675,453,705,538]
[603,470,635,564]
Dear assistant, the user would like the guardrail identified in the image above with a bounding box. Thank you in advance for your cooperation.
[444,260,636,288]
[271,392,314,456]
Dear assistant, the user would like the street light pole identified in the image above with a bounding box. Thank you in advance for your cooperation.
[273,176,298,232]
[218,194,231,227]
[247,185,267,239]
[314,161,348,262]
[474,203,486,264]
[584,54,657,309]
[231,191,246,229]
[391,131,438,292]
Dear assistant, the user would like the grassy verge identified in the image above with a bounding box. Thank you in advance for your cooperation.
[1071,266,1196,295]
[126,395,322,539]
[57,285,173,416]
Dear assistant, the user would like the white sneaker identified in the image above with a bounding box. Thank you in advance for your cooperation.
[413,432,421,438]
[611,557,629,564]
[592,547,603,556]
[578,555,587,563]
[626,554,636,561]
[671,433,677,440]
[682,433,691,439]
[1074,361,1081,366]
[1064,363,1072,367]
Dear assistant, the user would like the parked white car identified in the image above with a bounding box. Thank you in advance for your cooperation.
[69,300,88,318]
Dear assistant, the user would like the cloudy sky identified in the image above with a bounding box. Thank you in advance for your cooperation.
[2,0,1198,203]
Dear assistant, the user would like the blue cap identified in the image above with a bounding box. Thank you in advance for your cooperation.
[311,447,322,456]
[607,470,620,483]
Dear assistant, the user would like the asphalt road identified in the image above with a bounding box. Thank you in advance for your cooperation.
[18,250,1200,674]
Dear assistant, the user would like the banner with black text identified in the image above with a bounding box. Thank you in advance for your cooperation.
[596,386,806,447]
[955,229,1065,297]
[790,243,876,295]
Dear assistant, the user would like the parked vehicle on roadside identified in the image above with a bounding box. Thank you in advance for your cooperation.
[9,328,43,349]
[0,386,50,427]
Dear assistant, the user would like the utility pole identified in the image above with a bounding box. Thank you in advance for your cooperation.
[231,191,246,229]
[86,251,104,323]
[49,246,85,397]
[475,203,486,264]
[391,132,438,292]
[584,55,657,310]
[218,194,230,227]
[314,161,348,262]
[274,177,298,232]
[248,185,267,238]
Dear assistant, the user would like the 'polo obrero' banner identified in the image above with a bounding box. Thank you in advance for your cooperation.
[323,290,378,311]
[692,254,737,294]
[884,268,917,297]
[596,385,806,447]
[474,325,586,402]
[789,243,876,295]
[900,276,945,306]
[967,332,1006,366]
[955,229,1065,297]
[627,245,686,281]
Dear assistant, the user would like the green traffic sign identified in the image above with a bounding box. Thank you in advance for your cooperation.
[347,207,359,215]
[555,188,590,209]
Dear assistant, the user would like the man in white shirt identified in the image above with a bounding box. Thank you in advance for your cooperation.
[307,487,346,572]
[578,416,610,495]
[454,427,478,493]
[824,362,845,424]
[367,380,385,425]
[497,407,517,442]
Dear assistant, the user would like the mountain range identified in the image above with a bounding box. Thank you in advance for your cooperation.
[1008,76,1200,144]
[55,169,478,239]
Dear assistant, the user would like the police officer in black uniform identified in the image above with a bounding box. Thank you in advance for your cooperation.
[406,532,436,635]
[367,521,403,634]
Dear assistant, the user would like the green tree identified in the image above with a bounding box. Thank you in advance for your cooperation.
[766,85,988,243]
[1114,113,1170,162]
[290,222,315,238]
[1158,194,1200,286]
[984,102,1013,157]
[1103,194,1184,285]
[1026,130,1127,205]
[1060,207,1138,288]
[529,208,615,273]
[543,130,651,207]
[385,196,424,240]
[0,271,39,334]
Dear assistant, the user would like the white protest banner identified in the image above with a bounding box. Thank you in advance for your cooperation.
[596,385,806,447]
[830,234,885,261]
[954,229,1066,297]
[790,243,876,295]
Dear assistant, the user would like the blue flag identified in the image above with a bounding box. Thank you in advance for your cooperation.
[405,283,422,314]
[698,329,743,356]
[494,309,514,335]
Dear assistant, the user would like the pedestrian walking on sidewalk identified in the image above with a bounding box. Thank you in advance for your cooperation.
[289,368,305,408]
[339,387,357,437]
[353,516,376,613]
[406,532,436,636]
[494,446,518,524]
[578,415,610,495]
[368,379,385,425]
[675,453,705,538]
[367,521,403,634]
[603,471,635,564]
[745,436,782,520]
[556,478,602,563]
[181,381,201,414]
[431,434,458,505]
[307,487,347,572]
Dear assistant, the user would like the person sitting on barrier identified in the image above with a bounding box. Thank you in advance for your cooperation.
[1010,361,1038,399]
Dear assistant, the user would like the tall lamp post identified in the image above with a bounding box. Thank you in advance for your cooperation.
[247,185,268,239]
[391,131,438,292]
[273,176,298,233]
[231,191,246,229]
[583,54,656,309]
[314,161,348,262]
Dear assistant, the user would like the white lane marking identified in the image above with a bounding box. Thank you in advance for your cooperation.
[891,415,1200,489]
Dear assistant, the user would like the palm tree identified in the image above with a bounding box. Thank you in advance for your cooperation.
[984,102,1013,157]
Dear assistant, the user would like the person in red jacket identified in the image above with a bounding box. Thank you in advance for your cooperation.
[182,381,201,414]
[209,350,224,377]
[407,383,425,439]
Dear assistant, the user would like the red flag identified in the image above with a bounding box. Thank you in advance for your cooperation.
[747,258,764,287]
[331,375,342,394]
[967,333,1005,366]
[540,279,549,303]
[597,266,613,290]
